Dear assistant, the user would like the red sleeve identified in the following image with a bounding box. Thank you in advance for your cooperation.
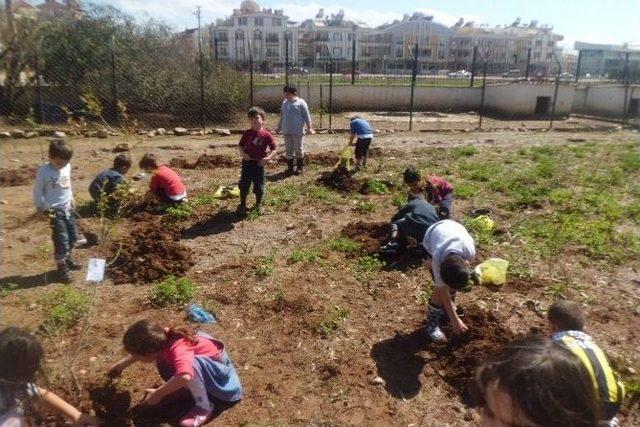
[149,173,159,193]
[166,339,195,378]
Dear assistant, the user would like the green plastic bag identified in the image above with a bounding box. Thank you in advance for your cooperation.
[474,258,509,286]
[468,215,495,234]
[213,185,240,199]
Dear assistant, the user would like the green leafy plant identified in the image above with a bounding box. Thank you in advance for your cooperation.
[0,283,19,298]
[451,144,478,158]
[365,179,389,195]
[391,192,407,208]
[329,237,361,254]
[254,251,276,278]
[288,248,323,264]
[319,306,349,338]
[165,203,193,220]
[148,276,197,308]
[40,286,90,335]
[357,255,385,272]
[354,199,376,212]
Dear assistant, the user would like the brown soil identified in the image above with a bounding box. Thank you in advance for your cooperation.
[89,382,132,425]
[170,154,237,169]
[317,168,366,193]
[341,221,389,255]
[109,215,195,284]
[0,165,37,187]
[432,306,517,402]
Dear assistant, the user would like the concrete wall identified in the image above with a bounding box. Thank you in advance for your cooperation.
[255,82,576,116]
[255,84,481,112]
[573,85,640,117]
[484,83,574,116]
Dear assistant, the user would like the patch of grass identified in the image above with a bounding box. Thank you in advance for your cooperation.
[418,285,433,305]
[165,203,193,220]
[356,255,385,272]
[535,157,557,178]
[148,276,197,308]
[306,185,337,202]
[329,237,361,254]
[40,286,90,335]
[268,182,303,208]
[0,283,19,298]
[545,283,568,298]
[391,192,407,208]
[354,199,376,212]
[451,144,478,158]
[245,207,262,221]
[620,152,640,172]
[319,306,349,338]
[254,251,276,278]
[460,161,501,182]
[288,248,323,264]
[625,376,640,400]
[454,182,478,199]
[365,179,389,195]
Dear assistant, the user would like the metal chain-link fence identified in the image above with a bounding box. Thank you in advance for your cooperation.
[1,4,638,132]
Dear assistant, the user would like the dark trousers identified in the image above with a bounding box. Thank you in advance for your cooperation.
[239,160,265,203]
[49,209,77,263]
[355,138,372,158]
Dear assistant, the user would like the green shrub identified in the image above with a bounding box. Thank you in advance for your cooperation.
[391,193,407,208]
[451,144,478,158]
[455,182,477,199]
[354,199,376,212]
[40,286,90,335]
[365,179,389,195]
[357,255,384,272]
[289,248,323,264]
[330,237,361,254]
[253,251,275,278]
[148,276,197,308]
[319,306,349,338]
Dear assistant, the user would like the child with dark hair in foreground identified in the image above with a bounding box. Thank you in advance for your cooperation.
[139,153,187,205]
[475,335,601,427]
[108,319,243,427]
[0,327,98,425]
[548,300,624,426]
[89,154,131,204]
[421,219,475,342]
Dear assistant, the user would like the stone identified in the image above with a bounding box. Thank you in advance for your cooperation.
[167,130,175,135]
[156,128,166,135]
[147,130,157,138]
[137,129,147,135]
[85,130,98,138]
[112,143,131,153]
[10,130,25,138]
[25,131,39,139]
[212,128,231,136]
[567,137,586,142]
[0,132,11,139]
[0,200,7,204]
[97,129,109,139]
[370,376,385,386]
[53,131,66,138]
[174,127,188,136]
[89,356,97,363]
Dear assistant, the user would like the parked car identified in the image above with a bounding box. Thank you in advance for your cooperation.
[501,69,521,78]
[340,68,361,75]
[437,69,450,75]
[447,70,471,78]
[288,66,309,75]
[559,72,574,80]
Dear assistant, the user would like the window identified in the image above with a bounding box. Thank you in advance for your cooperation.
[266,33,279,43]
[238,17,247,26]
[267,47,279,57]
[216,31,228,42]
[547,52,553,59]
[347,33,354,42]
[254,30,262,40]
[235,30,244,39]
[273,18,282,26]
[396,48,403,57]
[219,46,228,56]
[547,41,554,47]
[254,17,263,26]
[333,47,343,57]
[333,32,342,41]
[535,40,542,47]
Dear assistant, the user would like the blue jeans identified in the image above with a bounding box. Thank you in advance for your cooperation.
[49,209,77,262]
[239,160,265,203]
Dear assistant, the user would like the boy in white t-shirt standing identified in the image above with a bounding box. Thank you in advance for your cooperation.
[422,220,476,342]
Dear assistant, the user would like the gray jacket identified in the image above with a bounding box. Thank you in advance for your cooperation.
[276,98,311,135]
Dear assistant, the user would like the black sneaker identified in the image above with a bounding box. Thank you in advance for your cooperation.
[379,241,400,254]
[236,204,247,218]
[57,264,72,283]
[66,257,82,271]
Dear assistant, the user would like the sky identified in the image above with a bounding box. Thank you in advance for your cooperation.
[78,0,640,49]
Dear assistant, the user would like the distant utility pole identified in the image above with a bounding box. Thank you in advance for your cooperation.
[196,5,206,129]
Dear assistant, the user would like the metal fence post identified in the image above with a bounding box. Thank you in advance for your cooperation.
[110,35,118,123]
[478,54,488,129]
[574,50,582,84]
[622,52,630,125]
[351,35,356,85]
[409,43,418,131]
[549,53,562,129]
[329,56,333,129]
[197,6,205,129]
[285,36,290,85]
[319,84,324,128]
[34,53,44,124]
[525,47,532,80]
[214,37,219,61]
[470,46,478,87]
[249,40,254,108]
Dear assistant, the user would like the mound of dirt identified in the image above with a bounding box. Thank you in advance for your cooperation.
[317,168,365,193]
[0,165,37,187]
[170,154,237,169]
[432,306,516,402]
[341,221,389,255]
[89,382,131,425]
[109,215,195,284]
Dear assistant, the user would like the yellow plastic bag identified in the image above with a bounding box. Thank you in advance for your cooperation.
[213,185,240,199]
[468,215,494,234]
[335,146,353,171]
[474,258,509,286]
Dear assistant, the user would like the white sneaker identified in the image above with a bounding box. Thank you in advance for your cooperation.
[426,324,447,342]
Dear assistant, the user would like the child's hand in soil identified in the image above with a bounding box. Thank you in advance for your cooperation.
[142,388,161,406]
[74,413,101,426]
[452,318,469,335]
[107,364,124,378]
